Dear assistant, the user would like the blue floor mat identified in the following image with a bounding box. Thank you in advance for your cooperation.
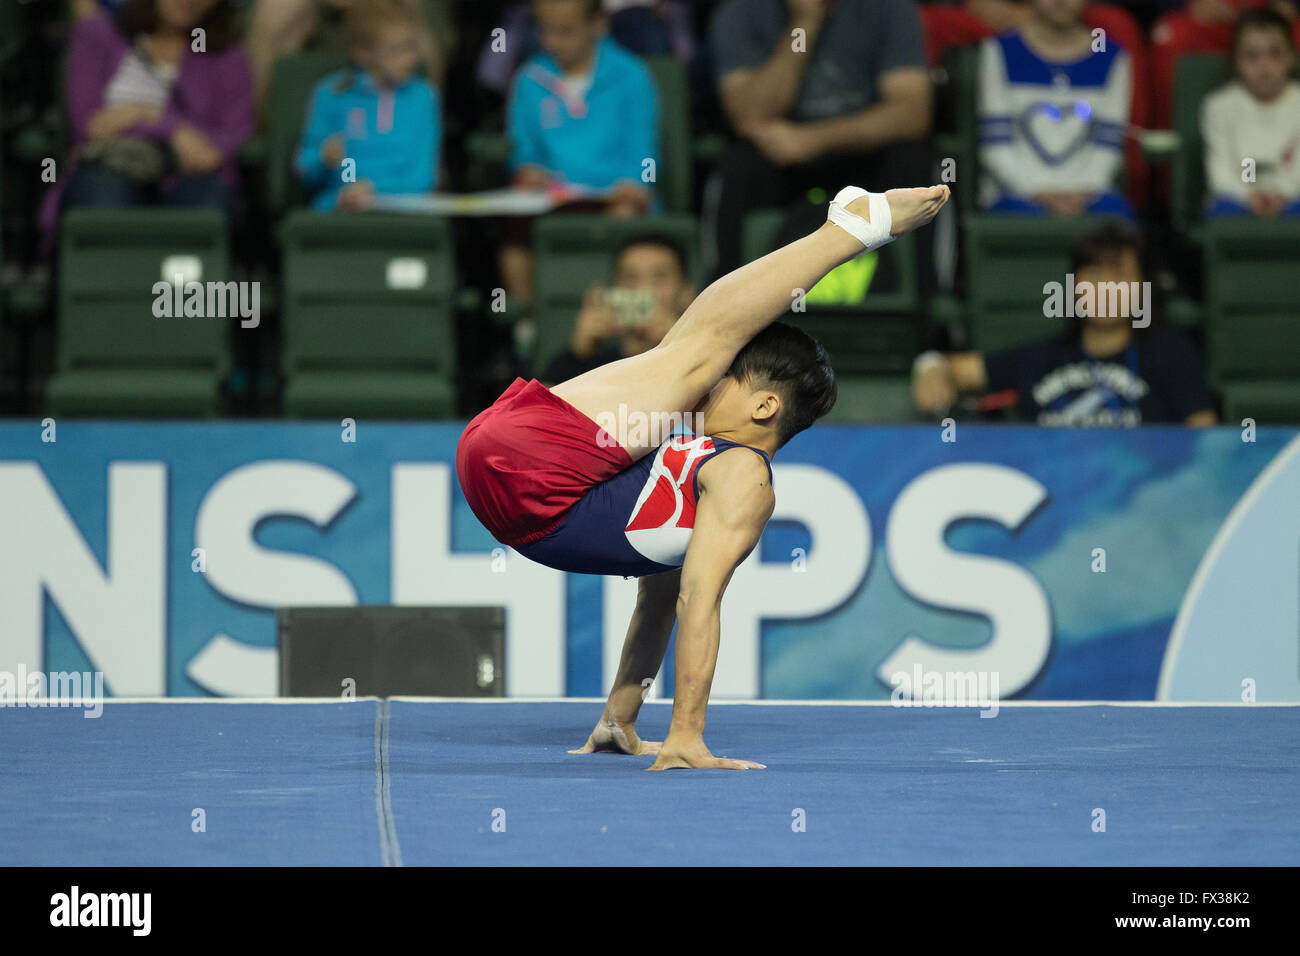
[3,701,381,866]
[5,700,1297,865]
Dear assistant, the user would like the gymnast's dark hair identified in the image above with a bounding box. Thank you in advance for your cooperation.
[726,322,837,448]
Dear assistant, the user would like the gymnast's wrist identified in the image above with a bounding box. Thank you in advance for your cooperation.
[604,683,647,723]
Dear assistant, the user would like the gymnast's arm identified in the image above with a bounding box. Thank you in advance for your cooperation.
[574,569,680,750]
[649,450,774,771]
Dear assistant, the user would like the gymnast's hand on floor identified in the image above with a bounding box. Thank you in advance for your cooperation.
[568,716,662,756]
[647,734,766,771]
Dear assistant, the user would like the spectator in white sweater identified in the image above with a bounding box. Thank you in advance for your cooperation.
[977,0,1134,219]
[1202,8,1300,218]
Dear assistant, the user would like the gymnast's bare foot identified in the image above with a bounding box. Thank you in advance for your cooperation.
[569,716,662,756]
[845,184,951,237]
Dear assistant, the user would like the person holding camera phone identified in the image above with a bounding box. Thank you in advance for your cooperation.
[539,232,696,385]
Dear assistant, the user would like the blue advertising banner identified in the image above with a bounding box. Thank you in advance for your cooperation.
[1,422,1296,701]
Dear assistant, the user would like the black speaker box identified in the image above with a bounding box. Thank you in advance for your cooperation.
[277,605,505,698]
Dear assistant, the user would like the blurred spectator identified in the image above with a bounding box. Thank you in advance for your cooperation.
[1151,0,1300,129]
[245,0,450,117]
[965,0,1034,33]
[978,0,1133,218]
[507,0,658,204]
[912,223,1218,425]
[922,2,1151,205]
[1201,8,1300,217]
[539,232,694,384]
[72,0,131,18]
[499,0,661,302]
[705,0,932,277]
[50,0,253,227]
[294,0,442,211]
[477,0,696,96]
[921,0,1032,67]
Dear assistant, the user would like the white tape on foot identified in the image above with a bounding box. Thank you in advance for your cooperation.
[828,186,894,253]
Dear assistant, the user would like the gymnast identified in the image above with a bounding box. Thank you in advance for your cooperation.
[457,184,949,769]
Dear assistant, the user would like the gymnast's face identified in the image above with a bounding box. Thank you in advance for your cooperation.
[696,375,782,450]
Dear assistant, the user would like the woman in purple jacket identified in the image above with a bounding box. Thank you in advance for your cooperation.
[55,0,254,214]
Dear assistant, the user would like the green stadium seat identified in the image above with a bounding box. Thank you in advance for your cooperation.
[1170,55,1231,243]
[1204,217,1300,423]
[0,0,26,68]
[47,209,231,417]
[949,45,981,216]
[820,375,916,424]
[279,211,457,418]
[267,51,349,215]
[643,55,691,215]
[962,214,1131,353]
[1220,381,1300,425]
[530,213,699,375]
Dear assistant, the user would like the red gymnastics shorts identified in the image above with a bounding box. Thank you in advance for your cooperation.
[456,378,634,547]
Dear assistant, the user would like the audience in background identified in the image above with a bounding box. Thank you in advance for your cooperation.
[245,0,450,118]
[499,0,661,303]
[1151,0,1300,128]
[912,224,1218,426]
[1201,8,1300,217]
[71,0,130,18]
[705,0,932,278]
[6,0,1290,424]
[52,0,253,227]
[920,0,1032,66]
[539,232,694,385]
[295,0,442,212]
[478,0,695,96]
[978,0,1133,219]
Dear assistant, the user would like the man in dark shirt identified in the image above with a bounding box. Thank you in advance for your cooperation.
[705,0,933,277]
[912,223,1219,426]
[539,231,695,385]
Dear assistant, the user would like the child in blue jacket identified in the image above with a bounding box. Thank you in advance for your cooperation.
[296,0,442,211]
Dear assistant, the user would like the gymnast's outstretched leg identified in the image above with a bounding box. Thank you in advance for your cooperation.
[548,185,951,459]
